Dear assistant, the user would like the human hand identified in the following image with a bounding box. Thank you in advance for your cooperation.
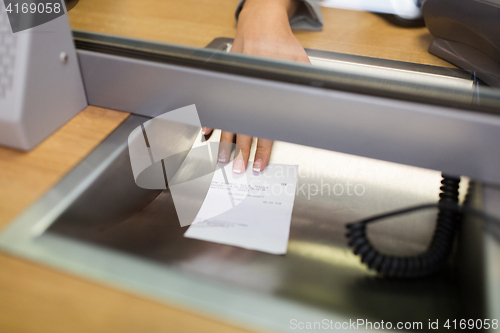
[233,0,311,63]
[203,0,310,174]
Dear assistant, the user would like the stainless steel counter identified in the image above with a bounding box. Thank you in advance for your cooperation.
[0,114,474,333]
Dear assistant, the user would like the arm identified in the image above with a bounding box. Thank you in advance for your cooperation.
[204,0,323,173]
[236,0,324,31]
[232,0,310,63]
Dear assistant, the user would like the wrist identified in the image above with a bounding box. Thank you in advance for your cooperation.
[240,0,299,20]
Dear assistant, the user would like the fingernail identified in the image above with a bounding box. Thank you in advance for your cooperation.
[218,150,227,163]
[233,159,244,174]
[201,127,207,135]
[253,158,263,172]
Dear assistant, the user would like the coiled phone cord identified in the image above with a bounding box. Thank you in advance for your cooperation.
[346,174,461,278]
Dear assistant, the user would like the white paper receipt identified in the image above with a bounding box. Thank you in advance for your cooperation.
[184,162,298,254]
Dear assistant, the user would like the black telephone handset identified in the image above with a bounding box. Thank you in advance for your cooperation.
[423,0,500,87]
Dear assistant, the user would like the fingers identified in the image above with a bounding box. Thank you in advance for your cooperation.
[201,127,213,135]
[253,138,273,172]
[218,131,234,163]
[216,130,272,174]
[233,134,253,174]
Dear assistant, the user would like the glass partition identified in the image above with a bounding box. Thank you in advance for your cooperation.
[67,0,500,114]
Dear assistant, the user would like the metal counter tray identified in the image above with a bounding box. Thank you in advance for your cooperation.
[0,114,473,333]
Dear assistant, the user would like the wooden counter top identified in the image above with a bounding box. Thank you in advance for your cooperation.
[68,0,453,67]
[1,1,454,332]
